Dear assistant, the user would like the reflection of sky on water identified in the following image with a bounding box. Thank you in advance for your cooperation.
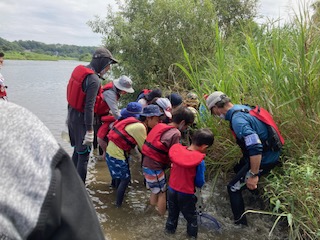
[2,60,89,155]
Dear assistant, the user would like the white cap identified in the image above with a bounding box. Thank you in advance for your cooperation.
[155,98,172,119]
[206,91,226,110]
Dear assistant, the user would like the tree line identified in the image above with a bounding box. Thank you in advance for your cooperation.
[0,37,96,60]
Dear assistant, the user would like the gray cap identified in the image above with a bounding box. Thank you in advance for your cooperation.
[155,98,172,119]
[206,91,227,110]
[113,75,134,93]
[92,47,118,64]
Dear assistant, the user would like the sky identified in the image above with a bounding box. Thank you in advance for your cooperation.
[0,0,304,47]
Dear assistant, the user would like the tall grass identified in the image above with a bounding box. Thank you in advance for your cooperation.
[176,3,320,239]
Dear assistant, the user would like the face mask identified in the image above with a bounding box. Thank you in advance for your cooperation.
[219,114,225,120]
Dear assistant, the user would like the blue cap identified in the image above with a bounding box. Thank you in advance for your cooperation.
[120,102,142,119]
[167,93,183,107]
[140,104,163,117]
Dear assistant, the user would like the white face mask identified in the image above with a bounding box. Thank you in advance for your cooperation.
[219,114,225,120]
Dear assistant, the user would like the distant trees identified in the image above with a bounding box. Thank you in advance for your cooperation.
[0,38,96,60]
[88,0,258,89]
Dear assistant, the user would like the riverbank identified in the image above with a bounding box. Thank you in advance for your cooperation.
[4,51,91,62]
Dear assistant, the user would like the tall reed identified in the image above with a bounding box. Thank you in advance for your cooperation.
[176,3,320,238]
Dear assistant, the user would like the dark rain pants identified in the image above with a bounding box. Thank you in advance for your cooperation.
[165,188,198,238]
[227,158,280,225]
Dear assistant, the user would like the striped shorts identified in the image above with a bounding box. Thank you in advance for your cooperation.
[143,167,166,194]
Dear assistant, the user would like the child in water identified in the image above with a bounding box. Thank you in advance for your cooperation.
[165,128,214,238]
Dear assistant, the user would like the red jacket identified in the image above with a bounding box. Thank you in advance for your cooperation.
[169,144,205,194]
[142,123,175,165]
[66,65,95,112]
[107,117,140,151]
[94,82,119,116]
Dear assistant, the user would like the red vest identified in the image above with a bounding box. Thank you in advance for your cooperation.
[169,144,205,194]
[107,117,140,151]
[94,82,119,116]
[97,115,116,140]
[142,123,175,165]
[0,88,7,98]
[66,65,95,112]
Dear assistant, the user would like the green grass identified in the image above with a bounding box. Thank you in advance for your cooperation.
[5,51,76,61]
[176,6,320,240]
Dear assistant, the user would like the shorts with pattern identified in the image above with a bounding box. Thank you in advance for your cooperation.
[143,167,166,194]
[106,153,130,180]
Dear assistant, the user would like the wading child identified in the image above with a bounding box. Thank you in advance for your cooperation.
[142,106,195,215]
[106,105,163,207]
[165,128,214,238]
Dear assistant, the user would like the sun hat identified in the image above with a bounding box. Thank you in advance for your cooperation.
[166,93,183,108]
[92,47,118,64]
[155,98,172,119]
[113,75,134,93]
[140,104,163,117]
[206,91,227,110]
[120,102,143,119]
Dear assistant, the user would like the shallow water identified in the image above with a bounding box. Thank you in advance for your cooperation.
[86,154,288,240]
[2,60,288,240]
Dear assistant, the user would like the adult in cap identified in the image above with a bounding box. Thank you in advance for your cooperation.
[206,91,282,226]
[93,75,135,158]
[66,47,118,183]
[106,104,162,207]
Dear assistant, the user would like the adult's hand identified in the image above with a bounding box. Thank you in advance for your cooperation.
[246,176,259,190]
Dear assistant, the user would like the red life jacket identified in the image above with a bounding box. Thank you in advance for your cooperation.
[169,144,205,194]
[66,65,95,112]
[97,115,116,141]
[94,82,119,116]
[107,117,140,151]
[0,88,7,98]
[142,123,175,165]
[230,105,284,152]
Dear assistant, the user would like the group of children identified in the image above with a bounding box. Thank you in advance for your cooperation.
[97,89,214,239]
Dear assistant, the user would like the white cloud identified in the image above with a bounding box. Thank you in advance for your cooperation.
[0,0,309,46]
[0,0,117,46]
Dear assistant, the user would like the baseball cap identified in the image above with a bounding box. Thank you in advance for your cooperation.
[166,93,183,107]
[206,91,227,110]
[113,75,134,93]
[92,47,118,64]
[155,98,172,119]
[140,104,163,117]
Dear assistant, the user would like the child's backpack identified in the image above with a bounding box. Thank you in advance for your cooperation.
[230,105,284,151]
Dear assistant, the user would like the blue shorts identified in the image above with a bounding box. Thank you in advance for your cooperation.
[106,153,130,180]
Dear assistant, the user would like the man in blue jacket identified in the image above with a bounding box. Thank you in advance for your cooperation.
[206,91,281,226]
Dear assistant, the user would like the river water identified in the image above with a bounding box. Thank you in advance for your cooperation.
[2,60,288,240]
